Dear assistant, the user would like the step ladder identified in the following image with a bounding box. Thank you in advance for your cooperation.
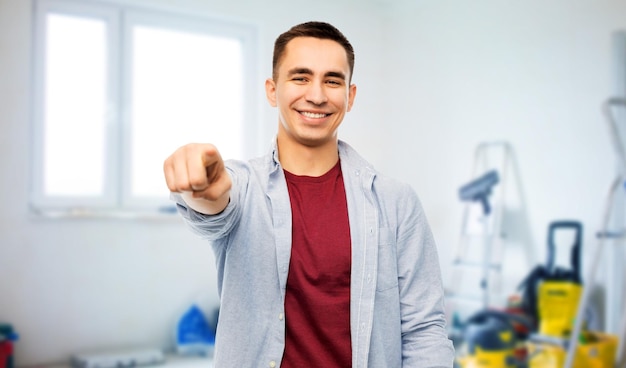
[565,97,626,368]
[446,141,533,313]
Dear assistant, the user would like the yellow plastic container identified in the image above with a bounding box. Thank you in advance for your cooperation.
[456,347,517,368]
[528,332,618,368]
[538,281,582,337]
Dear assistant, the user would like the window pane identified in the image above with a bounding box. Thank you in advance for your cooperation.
[131,26,244,198]
[44,14,107,196]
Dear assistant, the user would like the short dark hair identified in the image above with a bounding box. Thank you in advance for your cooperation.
[272,21,355,82]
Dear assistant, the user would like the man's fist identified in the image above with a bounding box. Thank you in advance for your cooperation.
[163,143,232,214]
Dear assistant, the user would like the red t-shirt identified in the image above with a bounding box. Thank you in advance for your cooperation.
[281,161,352,367]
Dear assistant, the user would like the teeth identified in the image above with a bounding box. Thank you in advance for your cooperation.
[301,111,327,118]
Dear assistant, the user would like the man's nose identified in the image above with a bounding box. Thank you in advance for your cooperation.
[305,82,328,105]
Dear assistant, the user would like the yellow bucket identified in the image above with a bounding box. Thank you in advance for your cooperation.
[456,347,517,368]
[528,332,618,368]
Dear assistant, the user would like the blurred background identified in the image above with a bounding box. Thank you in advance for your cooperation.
[1,0,625,365]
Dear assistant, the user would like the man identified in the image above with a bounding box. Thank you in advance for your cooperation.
[163,21,454,367]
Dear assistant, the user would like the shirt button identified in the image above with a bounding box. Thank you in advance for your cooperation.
[269,361,276,368]
[278,313,284,320]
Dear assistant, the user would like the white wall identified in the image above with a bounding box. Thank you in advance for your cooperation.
[0,0,385,365]
[382,0,626,323]
[1,0,626,365]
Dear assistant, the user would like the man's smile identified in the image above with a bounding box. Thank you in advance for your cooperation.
[299,111,331,119]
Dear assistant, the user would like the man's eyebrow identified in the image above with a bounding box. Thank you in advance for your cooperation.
[325,71,346,80]
[287,67,313,77]
[286,68,347,81]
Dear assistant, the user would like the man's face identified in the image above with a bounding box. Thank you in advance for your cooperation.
[266,37,356,149]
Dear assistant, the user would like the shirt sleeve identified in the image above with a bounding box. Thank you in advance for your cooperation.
[397,185,456,367]
[170,164,244,242]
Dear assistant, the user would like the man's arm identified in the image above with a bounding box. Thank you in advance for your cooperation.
[163,143,231,215]
[398,186,455,367]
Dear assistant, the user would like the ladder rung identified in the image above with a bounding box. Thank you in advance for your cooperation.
[445,292,484,304]
[460,234,505,240]
[452,260,501,270]
[596,230,626,239]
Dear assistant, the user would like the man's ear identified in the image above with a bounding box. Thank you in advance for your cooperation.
[347,83,357,112]
[265,78,277,107]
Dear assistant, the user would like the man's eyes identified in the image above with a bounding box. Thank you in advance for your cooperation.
[290,77,343,86]
[290,77,309,84]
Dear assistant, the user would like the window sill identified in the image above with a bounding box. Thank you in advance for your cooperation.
[28,206,181,221]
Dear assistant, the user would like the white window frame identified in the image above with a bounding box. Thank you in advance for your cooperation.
[31,0,259,218]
